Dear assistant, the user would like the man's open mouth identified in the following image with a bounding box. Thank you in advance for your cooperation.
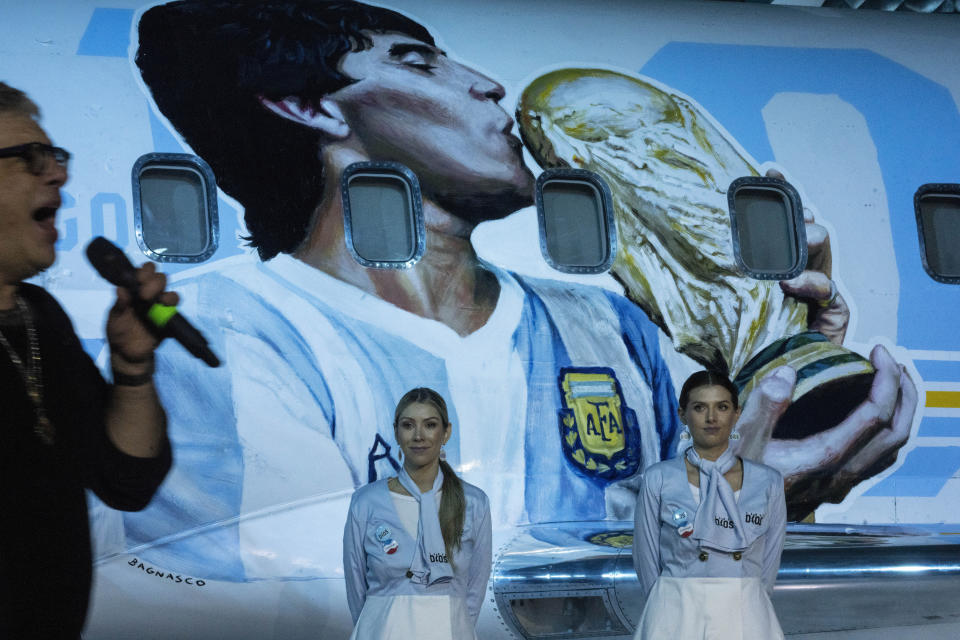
[32,206,58,222]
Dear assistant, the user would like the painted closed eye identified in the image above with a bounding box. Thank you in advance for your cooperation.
[399,50,437,72]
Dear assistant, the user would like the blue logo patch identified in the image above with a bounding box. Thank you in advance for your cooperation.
[673,508,693,538]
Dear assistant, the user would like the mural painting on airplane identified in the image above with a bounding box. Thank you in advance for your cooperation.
[77,0,947,585]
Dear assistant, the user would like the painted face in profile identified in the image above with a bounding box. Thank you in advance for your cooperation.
[395,400,451,471]
[679,384,741,456]
[328,31,535,224]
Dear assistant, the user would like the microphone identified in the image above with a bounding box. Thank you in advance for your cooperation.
[85,237,220,368]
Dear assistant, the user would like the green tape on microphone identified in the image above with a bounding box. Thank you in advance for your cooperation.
[147,303,178,328]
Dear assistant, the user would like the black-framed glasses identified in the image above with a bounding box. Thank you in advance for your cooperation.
[0,142,71,175]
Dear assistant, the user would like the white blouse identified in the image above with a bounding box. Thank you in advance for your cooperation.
[389,490,441,538]
[689,482,740,505]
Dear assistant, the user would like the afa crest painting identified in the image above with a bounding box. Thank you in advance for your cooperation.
[558,367,642,483]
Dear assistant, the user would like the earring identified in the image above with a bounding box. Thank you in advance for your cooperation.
[680,429,691,440]
[439,445,447,461]
[729,432,740,440]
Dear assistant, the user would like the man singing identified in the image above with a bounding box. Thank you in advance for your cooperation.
[0,82,174,639]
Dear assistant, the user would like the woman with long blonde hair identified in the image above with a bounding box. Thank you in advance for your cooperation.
[343,388,492,640]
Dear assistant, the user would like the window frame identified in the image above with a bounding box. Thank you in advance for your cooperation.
[914,183,960,285]
[131,153,219,263]
[727,175,807,280]
[340,161,425,270]
[535,168,617,274]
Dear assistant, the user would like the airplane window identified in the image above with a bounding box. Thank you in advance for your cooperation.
[342,162,424,269]
[536,168,616,274]
[507,594,628,635]
[728,176,806,280]
[132,153,218,263]
[915,184,960,284]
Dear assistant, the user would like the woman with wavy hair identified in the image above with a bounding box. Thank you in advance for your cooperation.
[343,388,492,640]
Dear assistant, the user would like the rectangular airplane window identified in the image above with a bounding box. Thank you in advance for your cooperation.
[132,153,218,263]
[915,185,960,283]
[342,162,424,269]
[508,594,628,636]
[728,177,806,280]
[536,169,616,274]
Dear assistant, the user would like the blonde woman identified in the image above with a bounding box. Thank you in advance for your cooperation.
[343,388,492,640]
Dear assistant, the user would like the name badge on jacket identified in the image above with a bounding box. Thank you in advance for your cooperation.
[376,525,399,555]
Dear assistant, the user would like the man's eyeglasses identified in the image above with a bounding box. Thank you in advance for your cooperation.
[0,142,71,176]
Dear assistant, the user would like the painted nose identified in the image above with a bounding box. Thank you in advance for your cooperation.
[469,75,506,102]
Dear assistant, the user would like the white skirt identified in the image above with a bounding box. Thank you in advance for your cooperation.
[348,594,475,640]
[635,577,784,640]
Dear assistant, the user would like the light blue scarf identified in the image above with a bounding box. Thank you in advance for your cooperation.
[396,466,454,586]
[685,444,750,552]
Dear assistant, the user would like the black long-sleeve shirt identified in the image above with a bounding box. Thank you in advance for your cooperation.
[0,283,171,639]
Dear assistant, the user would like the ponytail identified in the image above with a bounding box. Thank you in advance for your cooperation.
[438,458,466,565]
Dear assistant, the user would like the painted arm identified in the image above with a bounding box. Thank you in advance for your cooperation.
[760,472,787,595]
[465,495,493,628]
[343,495,368,624]
[632,470,662,599]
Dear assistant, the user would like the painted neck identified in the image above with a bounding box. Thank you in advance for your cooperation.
[293,148,499,336]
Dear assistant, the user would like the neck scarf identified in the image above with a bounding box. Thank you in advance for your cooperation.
[396,466,454,586]
[685,444,749,552]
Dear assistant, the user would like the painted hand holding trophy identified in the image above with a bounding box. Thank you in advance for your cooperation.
[518,68,874,440]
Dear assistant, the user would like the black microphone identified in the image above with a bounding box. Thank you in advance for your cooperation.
[85,237,220,368]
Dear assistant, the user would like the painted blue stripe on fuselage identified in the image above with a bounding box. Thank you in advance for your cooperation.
[914,359,960,381]
[77,8,133,58]
[81,338,105,363]
[147,108,185,154]
[864,446,960,497]
[917,418,960,438]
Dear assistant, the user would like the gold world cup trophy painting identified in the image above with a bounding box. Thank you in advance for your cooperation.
[517,68,874,439]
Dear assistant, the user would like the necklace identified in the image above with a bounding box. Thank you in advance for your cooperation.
[0,296,55,445]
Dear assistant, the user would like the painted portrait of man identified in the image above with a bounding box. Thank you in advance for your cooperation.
[120,0,914,582]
